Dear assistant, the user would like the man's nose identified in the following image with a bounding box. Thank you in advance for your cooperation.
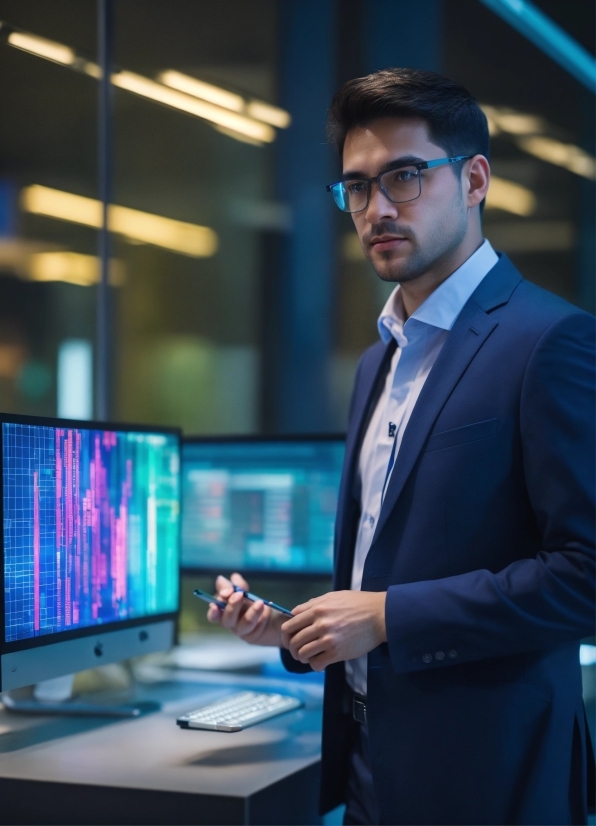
[364,183,399,224]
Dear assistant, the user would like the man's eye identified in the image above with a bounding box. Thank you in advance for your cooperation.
[346,181,366,195]
[394,169,415,182]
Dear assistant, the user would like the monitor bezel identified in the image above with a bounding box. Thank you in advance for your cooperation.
[180,432,344,580]
[0,411,182,655]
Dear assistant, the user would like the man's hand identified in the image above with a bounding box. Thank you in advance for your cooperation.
[280,590,387,671]
[206,573,286,647]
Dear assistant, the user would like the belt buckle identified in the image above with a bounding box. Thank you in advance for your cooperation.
[352,694,367,725]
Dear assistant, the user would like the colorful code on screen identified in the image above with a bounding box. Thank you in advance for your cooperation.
[3,423,180,642]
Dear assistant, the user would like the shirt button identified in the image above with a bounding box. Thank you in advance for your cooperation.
[422,654,432,664]
[368,515,375,527]
[435,651,445,661]
[448,649,458,659]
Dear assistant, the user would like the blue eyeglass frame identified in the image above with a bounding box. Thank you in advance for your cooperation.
[325,155,472,212]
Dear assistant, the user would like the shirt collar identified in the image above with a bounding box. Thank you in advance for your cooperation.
[377,239,499,345]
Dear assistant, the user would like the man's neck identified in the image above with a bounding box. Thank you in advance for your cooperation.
[400,233,484,319]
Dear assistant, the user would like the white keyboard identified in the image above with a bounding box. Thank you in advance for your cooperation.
[176,690,303,732]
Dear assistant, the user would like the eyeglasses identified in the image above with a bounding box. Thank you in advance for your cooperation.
[326,155,471,213]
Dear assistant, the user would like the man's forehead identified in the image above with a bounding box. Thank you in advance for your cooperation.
[342,117,440,170]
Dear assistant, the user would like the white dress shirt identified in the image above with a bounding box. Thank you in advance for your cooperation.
[345,240,499,696]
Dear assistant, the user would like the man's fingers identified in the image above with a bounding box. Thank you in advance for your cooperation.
[230,572,250,590]
[289,631,322,661]
[281,609,313,638]
[241,605,272,643]
[220,589,245,629]
[287,624,320,654]
[296,638,328,663]
[281,617,311,650]
[206,603,223,624]
[238,600,264,635]
[216,575,234,599]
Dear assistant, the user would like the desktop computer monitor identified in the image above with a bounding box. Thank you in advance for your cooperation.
[0,413,181,692]
[180,435,345,577]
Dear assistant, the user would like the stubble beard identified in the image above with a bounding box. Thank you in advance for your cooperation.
[365,198,468,285]
[371,240,438,284]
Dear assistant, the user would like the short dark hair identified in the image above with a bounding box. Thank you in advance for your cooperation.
[326,68,490,163]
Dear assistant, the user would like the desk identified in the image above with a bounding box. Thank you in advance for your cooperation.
[0,664,323,825]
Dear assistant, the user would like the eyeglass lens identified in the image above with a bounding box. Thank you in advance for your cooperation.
[334,166,421,212]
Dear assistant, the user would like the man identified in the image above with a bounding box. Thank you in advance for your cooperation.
[207,69,595,825]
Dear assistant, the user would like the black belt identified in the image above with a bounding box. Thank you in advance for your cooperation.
[352,692,367,725]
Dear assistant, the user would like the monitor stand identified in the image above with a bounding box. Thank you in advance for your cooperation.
[3,673,160,718]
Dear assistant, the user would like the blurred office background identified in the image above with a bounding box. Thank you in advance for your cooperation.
[0,0,593,434]
[0,0,594,741]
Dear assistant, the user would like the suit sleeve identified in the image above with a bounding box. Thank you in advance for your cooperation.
[384,311,596,674]
[280,646,313,673]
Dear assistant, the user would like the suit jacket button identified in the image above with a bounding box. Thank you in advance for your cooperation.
[448,649,458,659]
[422,654,432,664]
[435,651,445,661]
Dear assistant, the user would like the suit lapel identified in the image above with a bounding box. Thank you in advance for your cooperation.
[372,255,522,542]
[345,340,397,477]
[333,340,396,588]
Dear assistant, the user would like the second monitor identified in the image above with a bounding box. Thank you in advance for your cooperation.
[181,435,345,576]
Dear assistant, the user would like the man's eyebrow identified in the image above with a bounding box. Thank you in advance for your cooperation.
[342,155,425,180]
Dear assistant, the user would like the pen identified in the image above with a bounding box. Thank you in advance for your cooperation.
[232,584,294,617]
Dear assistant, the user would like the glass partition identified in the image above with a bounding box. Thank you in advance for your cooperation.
[112,0,279,435]
[0,0,97,419]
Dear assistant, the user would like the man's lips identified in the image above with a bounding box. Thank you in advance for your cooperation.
[369,235,409,252]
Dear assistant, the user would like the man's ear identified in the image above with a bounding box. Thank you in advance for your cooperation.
[465,155,490,209]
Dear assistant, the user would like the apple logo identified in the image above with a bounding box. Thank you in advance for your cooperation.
[94,642,104,657]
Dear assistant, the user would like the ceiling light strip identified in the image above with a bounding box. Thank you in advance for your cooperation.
[21,185,218,257]
[516,136,596,180]
[7,31,75,65]
[1,24,280,145]
[159,71,291,128]
[112,71,275,143]
[485,176,536,216]
[159,71,244,112]
[482,103,596,180]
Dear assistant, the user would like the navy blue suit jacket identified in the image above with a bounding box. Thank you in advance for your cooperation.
[283,254,595,824]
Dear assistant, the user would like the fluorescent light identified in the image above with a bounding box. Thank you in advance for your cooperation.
[22,186,101,227]
[485,176,536,216]
[482,105,545,136]
[517,135,596,180]
[481,104,596,180]
[159,70,244,112]
[21,185,218,257]
[57,340,93,420]
[29,251,125,287]
[160,70,291,129]
[580,644,596,666]
[246,100,291,129]
[2,25,282,144]
[82,61,102,79]
[7,31,75,65]
[496,113,544,135]
[110,204,217,256]
[112,71,275,144]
